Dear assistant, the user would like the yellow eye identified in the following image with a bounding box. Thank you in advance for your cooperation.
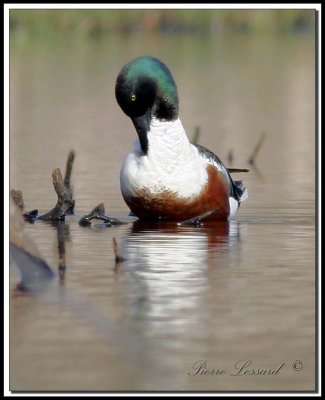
[131,94,136,102]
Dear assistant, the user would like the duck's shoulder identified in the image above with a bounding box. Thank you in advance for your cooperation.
[191,143,248,204]
[191,143,228,173]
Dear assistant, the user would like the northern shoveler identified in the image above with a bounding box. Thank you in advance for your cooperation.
[115,56,248,222]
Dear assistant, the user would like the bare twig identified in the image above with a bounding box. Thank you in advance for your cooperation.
[227,168,250,173]
[248,132,266,165]
[227,149,233,165]
[64,150,75,189]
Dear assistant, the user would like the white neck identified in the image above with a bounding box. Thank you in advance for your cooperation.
[144,117,193,174]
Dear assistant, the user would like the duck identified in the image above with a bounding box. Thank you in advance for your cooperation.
[115,56,248,222]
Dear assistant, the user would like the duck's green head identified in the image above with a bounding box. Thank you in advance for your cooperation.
[115,56,179,153]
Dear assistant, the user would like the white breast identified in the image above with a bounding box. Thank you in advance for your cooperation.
[120,117,208,200]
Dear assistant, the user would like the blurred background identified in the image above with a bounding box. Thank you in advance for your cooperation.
[10,8,316,392]
[10,9,315,36]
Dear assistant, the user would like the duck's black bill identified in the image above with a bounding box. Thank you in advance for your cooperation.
[131,110,151,154]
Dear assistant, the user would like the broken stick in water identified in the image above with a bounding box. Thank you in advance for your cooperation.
[64,150,75,189]
[39,150,75,221]
[227,149,234,165]
[39,168,75,221]
[178,208,219,227]
[79,203,106,226]
[79,203,126,227]
[227,168,250,173]
[248,132,266,166]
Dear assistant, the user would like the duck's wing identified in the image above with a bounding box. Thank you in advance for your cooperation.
[192,143,248,204]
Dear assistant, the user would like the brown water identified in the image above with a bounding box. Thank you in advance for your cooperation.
[9,32,316,392]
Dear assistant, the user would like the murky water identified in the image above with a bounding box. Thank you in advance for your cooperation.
[9,32,316,391]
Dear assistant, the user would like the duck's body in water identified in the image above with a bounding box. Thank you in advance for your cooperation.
[115,56,247,222]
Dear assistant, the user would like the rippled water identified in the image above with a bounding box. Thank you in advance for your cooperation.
[9,32,316,391]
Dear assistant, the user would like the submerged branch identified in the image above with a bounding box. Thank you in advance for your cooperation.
[79,203,126,227]
[178,208,219,227]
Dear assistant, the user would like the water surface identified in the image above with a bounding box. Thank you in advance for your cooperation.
[10,32,315,391]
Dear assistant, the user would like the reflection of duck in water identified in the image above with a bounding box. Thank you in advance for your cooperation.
[127,219,240,255]
[116,56,248,222]
[120,220,240,322]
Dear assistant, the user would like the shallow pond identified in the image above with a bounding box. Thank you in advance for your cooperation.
[10,32,316,391]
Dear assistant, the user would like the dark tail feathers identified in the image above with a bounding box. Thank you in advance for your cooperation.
[232,180,248,203]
